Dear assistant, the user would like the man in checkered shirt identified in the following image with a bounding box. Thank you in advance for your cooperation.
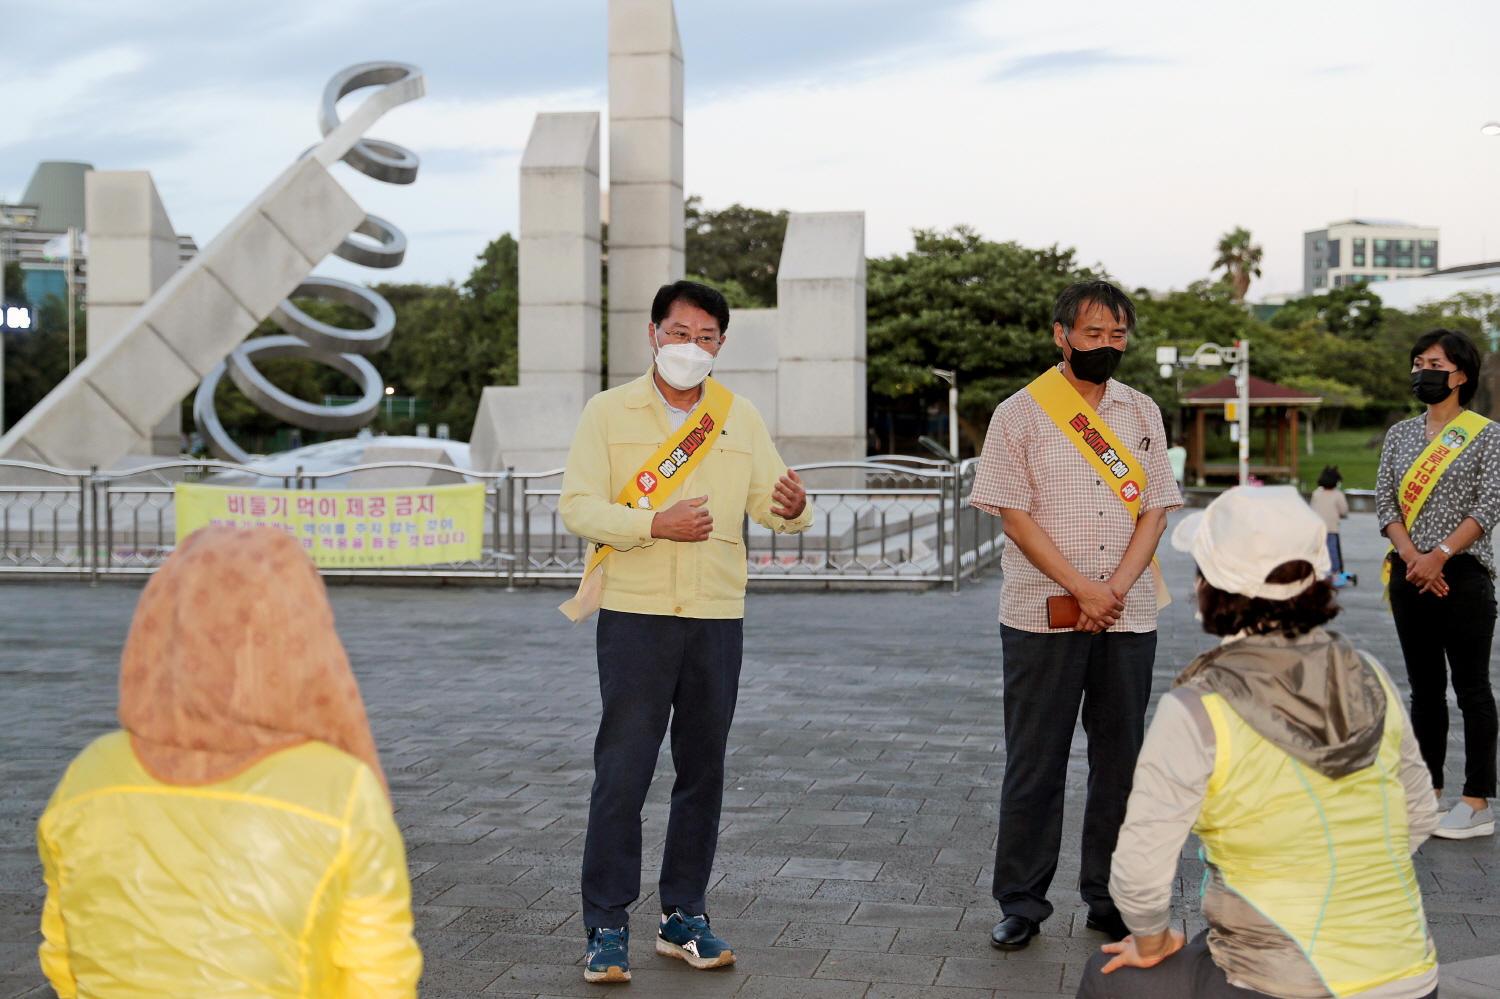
[969,281,1182,952]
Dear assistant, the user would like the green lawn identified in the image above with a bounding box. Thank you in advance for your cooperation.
[1301,427,1384,490]
[1199,426,1384,489]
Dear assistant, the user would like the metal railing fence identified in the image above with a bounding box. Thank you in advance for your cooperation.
[0,456,1003,590]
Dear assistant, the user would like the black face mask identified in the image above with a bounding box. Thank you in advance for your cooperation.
[1067,341,1125,384]
[1412,368,1455,405]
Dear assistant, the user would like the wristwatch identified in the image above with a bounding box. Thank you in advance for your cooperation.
[1436,543,1453,557]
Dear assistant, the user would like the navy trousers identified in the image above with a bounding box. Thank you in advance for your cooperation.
[993,625,1156,923]
[580,610,743,928]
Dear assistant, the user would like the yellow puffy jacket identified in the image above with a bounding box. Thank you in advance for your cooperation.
[36,731,421,999]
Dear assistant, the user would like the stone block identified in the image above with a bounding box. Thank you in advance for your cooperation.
[778,283,866,362]
[20,380,141,469]
[517,238,602,306]
[608,53,684,123]
[347,445,467,488]
[779,212,867,282]
[608,0,681,58]
[779,360,865,439]
[469,385,584,474]
[84,236,158,307]
[715,370,777,438]
[257,156,365,268]
[84,326,199,438]
[606,162,686,235]
[84,304,142,348]
[143,267,260,376]
[722,309,779,371]
[201,210,315,319]
[518,302,603,367]
[519,111,601,173]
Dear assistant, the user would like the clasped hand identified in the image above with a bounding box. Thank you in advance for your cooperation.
[1074,578,1127,632]
[1402,547,1449,597]
[650,470,806,543]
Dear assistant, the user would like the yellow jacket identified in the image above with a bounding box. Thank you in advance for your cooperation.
[37,731,421,999]
[560,372,814,618]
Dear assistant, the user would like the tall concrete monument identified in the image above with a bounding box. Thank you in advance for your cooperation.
[84,170,187,455]
[470,111,602,473]
[775,212,867,467]
[607,0,685,386]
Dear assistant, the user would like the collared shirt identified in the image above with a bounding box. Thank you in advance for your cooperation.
[652,377,695,431]
[970,369,1182,633]
[1376,413,1500,576]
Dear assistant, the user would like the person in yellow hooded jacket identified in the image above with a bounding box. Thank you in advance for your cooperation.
[1078,486,1439,999]
[35,525,421,999]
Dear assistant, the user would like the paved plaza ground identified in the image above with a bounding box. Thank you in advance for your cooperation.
[2,510,1499,998]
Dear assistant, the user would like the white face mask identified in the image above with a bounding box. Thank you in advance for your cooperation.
[653,340,716,391]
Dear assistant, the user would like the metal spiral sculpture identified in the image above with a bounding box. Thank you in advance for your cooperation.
[194,62,421,463]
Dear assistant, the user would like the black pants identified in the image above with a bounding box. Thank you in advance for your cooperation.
[1389,552,1499,798]
[580,610,743,928]
[993,626,1156,923]
[1074,930,1436,999]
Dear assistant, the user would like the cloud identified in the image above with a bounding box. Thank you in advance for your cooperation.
[991,47,1166,81]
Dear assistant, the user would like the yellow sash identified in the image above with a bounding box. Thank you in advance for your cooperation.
[1381,409,1492,588]
[559,377,736,623]
[1025,367,1171,610]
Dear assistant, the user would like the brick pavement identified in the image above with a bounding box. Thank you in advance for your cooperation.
[1,510,1498,998]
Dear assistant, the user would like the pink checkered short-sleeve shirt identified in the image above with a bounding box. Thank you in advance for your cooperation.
[970,369,1182,633]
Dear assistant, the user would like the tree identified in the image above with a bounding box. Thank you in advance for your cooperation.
[3,293,84,430]
[685,196,788,307]
[866,227,1102,443]
[1268,285,1383,338]
[3,260,22,300]
[1212,227,1263,303]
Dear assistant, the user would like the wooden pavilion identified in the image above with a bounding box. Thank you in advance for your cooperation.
[1180,376,1322,485]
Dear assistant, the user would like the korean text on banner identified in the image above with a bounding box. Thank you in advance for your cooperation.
[174,483,485,568]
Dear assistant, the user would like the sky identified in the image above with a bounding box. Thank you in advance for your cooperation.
[6,0,1500,299]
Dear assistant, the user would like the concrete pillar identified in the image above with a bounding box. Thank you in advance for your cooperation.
[85,170,184,455]
[468,112,603,474]
[775,212,867,472]
[712,308,778,439]
[607,0,684,386]
[518,112,602,401]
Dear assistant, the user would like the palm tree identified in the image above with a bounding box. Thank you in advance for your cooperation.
[1213,227,1263,303]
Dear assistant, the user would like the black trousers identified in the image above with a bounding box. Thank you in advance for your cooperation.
[580,610,743,928]
[1389,552,1499,799]
[993,626,1156,923]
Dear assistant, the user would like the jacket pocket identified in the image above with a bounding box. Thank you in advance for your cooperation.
[699,531,748,602]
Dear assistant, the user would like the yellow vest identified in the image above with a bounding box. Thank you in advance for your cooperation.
[1194,677,1435,998]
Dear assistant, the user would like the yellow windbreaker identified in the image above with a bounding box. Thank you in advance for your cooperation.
[37,731,421,999]
[559,371,814,619]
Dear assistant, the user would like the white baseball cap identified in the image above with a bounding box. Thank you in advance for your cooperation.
[1170,485,1331,600]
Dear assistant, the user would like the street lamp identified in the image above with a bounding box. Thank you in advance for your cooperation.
[1159,341,1251,485]
[929,368,959,462]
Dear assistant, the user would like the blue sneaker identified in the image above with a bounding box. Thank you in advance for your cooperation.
[656,908,735,969]
[584,926,630,983]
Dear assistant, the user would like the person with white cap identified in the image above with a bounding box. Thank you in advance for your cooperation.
[1076,486,1440,999]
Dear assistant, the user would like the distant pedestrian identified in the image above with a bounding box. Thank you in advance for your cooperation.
[1167,438,1187,487]
[1077,486,1439,999]
[36,527,420,999]
[1309,464,1348,575]
[558,280,814,982]
[1376,328,1500,839]
[970,280,1182,951]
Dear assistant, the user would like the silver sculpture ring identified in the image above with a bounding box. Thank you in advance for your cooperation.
[226,335,384,431]
[270,278,395,355]
[319,62,422,184]
[334,215,407,269]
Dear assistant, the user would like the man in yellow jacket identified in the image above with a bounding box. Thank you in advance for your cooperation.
[560,280,813,983]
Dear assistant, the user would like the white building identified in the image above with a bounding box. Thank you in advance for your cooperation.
[1303,219,1439,294]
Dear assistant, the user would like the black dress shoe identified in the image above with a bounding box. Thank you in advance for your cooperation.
[1084,909,1130,942]
[990,914,1040,950]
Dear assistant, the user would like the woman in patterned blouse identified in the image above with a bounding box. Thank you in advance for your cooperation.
[1376,328,1500,839]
